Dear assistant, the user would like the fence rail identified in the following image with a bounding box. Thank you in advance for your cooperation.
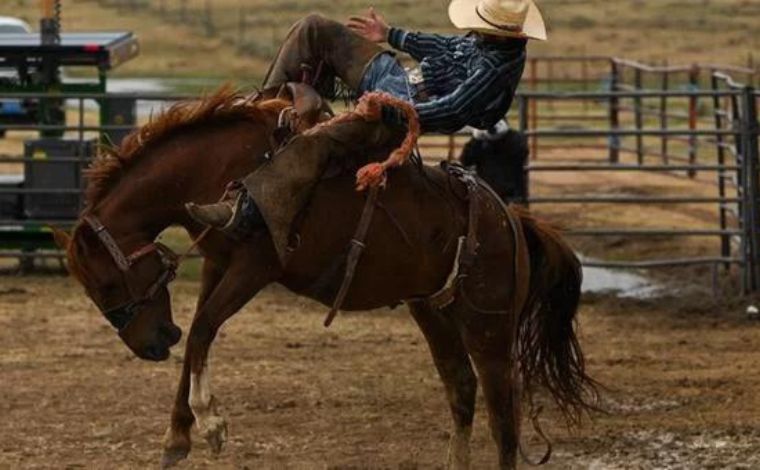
[0,75,758,294]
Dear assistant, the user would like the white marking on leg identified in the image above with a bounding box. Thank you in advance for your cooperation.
[189,368,227,454]
[447,425,472,470]
[189,369,211,417]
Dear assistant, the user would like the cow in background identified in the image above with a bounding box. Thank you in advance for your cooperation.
[458,119,528,203]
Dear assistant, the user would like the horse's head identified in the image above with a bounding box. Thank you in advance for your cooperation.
[46,84,329,361]
[52,221,182,361]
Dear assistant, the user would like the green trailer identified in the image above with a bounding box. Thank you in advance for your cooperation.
[0,5,139,259]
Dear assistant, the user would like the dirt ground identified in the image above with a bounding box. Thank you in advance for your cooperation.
[2,275,760,470]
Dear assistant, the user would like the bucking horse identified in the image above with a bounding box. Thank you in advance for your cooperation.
[51,83,597,469]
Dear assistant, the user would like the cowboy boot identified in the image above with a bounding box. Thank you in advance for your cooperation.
[185,188,265,239]
[263,14,385,92]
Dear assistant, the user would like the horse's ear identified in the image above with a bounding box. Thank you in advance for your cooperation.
[49,225,72,250]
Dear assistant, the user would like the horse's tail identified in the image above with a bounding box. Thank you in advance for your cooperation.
[514,206,599,424]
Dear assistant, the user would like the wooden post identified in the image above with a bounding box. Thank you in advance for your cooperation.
[447,135,455,162]
[41,0,54,18]
[529,58,538,160]
[238,7,246,46]
[203,0,216,37]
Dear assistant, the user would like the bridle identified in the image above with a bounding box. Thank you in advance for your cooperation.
[83,214,179,332]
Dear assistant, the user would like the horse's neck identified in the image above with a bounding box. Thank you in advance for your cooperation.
[94,117,275,247]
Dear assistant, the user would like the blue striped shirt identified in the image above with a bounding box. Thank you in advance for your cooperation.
[387,28,526,134]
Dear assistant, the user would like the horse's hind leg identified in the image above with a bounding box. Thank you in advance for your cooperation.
[459,314,520,470]
[408,301,477,470]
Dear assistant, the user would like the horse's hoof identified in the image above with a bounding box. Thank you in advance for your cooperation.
[200,416,228,455]
[160,447,190,469]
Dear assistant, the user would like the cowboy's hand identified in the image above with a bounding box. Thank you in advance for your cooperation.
[347,7,389,43]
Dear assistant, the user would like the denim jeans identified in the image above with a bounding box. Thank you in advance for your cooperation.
[358,52,413,101]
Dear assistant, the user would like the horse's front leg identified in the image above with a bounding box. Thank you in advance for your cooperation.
[161,237,280,468]
[162,256,227,467]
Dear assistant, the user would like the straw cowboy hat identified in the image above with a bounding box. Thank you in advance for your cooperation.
[449,0,547,41]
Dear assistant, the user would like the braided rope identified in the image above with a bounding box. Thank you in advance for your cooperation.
[305,92,421,192]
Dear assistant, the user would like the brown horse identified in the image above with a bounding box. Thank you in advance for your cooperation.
[52,87,596,469]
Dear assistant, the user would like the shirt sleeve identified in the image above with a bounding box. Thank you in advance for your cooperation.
[414,67,503,134]
[387,27,459,62]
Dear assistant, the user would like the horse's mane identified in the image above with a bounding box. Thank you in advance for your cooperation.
[84,85,285,208]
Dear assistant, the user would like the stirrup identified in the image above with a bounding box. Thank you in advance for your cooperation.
[224,191,267,240]
[219,191,246,234]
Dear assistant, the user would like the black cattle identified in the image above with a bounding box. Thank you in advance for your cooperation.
[458,123,529,203]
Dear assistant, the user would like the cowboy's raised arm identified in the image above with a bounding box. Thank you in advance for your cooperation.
[386,28,459,62]
[347,8,457,62]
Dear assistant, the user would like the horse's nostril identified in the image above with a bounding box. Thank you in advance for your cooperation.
[141,346,159,361]
[143,344,170,361]
[162,324,182,346]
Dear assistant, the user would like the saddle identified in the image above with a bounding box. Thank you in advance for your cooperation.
[268,81,506,324]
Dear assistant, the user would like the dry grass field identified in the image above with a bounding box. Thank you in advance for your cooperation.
[4,0,759,79]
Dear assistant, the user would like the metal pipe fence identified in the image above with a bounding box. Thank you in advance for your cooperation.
[0,83,758,294]
[508,81,760,294]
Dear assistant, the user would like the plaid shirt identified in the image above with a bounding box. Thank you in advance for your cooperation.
[387,28,526,134]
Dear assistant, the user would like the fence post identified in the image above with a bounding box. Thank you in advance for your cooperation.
[203,0,216,37]
[748,52,756,87]
[660,64,669,164]
[741,85,760,292]
[237,7,246,46]
[688,65,700,178]
[634,67,644,165]
[518,94,530,206]
[581,56,589,111]
[711,74,731,268]
[609,59,620,164]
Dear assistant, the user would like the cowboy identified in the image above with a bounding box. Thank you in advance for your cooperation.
[186,0,546,261]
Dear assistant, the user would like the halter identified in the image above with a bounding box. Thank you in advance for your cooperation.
[83,215,179,332]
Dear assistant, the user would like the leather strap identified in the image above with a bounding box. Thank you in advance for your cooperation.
[323,185,380,327]
[84,215,162,272]
[426,164,481,309]
[84,215,132,271]
[126,243,159,265]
